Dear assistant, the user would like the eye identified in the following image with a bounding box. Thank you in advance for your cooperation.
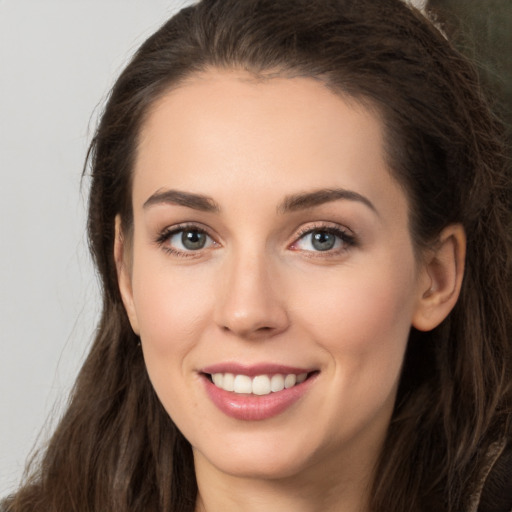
[290,226,355,253]
[173,229,210,250]
[156,225,218,256]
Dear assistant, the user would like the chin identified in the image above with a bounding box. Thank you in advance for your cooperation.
[192,430,324,481]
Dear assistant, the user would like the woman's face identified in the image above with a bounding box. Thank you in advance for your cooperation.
[118,70,431,483]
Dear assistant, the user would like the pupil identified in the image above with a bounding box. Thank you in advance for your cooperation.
[182,230,206,250]
[312,231,335,251]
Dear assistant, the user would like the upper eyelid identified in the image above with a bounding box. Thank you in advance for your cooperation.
[293,221,354,238]
[155,223,218,247]
[160,222,215,237]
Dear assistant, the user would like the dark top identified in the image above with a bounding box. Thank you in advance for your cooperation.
[472,437,512,512]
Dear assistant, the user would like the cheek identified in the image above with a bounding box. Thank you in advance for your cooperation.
[131,262,214,421]
[293,260,418,437]
[132,261,212,352]
[296,257,418,369]
[129,254,217,413]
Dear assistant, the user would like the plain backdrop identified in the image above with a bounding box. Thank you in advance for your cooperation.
[0,0,427,498]
[0,0,194,496]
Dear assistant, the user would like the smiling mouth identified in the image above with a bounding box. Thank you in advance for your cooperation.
[204,371,317,396]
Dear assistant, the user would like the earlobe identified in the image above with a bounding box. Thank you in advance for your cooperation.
[114,215,140,335]
[412,224,466,332]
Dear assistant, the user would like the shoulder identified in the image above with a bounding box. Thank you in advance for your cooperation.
[476,437,512,512]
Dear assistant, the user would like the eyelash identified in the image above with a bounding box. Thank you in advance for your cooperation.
[155,222,356,258]
[155,223,216,258]
[290,224,356,257]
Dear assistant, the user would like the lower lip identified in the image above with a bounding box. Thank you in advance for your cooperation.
[202,374,317,421]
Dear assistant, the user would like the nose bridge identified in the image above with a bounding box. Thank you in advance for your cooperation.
[215,244,288,339]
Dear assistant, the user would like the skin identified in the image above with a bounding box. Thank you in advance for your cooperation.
[116,69,465,512]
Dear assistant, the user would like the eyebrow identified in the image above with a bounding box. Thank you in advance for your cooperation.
[142,187,377,215]
[143,189,220,212]
[278,188,378,215]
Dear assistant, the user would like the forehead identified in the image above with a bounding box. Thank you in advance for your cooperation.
[133,69,406,220]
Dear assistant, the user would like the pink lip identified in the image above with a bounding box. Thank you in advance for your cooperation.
[200,364,318,421]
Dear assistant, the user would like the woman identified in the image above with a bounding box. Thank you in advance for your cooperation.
[5,0,511,510]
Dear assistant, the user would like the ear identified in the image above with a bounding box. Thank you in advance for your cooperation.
[412,224,466,332]
[114,215,140,335]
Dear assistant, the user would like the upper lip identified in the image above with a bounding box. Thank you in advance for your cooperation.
[200,362,316,377]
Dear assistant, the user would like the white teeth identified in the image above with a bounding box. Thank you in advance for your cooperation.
[233,375,252,394]
[270,374,285,392]
[284,374,296,388]
[252,375,271,395]
[297,372,307,384]
[212,373,223,387]
[210,372,309,395]
[223,373,235,392]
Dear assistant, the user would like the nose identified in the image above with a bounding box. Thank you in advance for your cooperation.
[214,250,289,340]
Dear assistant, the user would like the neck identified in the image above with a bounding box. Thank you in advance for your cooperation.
[193,449,374,512]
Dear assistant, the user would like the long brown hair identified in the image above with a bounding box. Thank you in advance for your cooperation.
[6,1,512,511]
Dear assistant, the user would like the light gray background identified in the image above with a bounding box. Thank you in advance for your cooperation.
[0,0,194,496]
[0,0,425,497]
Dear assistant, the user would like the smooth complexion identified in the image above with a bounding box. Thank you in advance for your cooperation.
[116,70,465,512]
